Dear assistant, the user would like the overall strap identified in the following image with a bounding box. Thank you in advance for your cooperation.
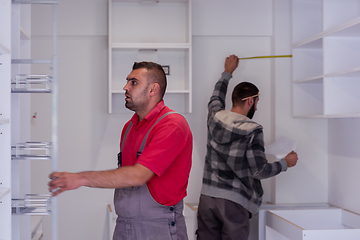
[120,121,133,152]
[138,111,180,154]
[118,121,133,167]
[118,111,182,166]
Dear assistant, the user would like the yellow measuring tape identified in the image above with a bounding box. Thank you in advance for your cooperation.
[238,55,292,60]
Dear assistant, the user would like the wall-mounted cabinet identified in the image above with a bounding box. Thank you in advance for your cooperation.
[108,0,192,113]
[292,0,360,118]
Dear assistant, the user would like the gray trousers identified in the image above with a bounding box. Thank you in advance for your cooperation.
[196,194,250,240]
[113,184,188,240]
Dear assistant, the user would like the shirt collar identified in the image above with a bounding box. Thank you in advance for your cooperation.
[130,100,166,125]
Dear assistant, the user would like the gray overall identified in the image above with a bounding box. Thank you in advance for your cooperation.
[113,112,188,240]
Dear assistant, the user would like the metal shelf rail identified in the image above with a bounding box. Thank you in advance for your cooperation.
[11,142,52,160]
[11,74,52,93]
[12,194,52,215]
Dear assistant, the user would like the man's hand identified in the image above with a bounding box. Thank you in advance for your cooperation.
[48,172,85,197]
[224,54,239,74]
[48,164,154,197]
[285,151,298,168]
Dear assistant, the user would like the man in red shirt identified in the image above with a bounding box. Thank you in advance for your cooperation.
[49,62,193,240]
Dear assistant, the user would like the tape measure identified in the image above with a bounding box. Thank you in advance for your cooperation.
[238,55,292,60]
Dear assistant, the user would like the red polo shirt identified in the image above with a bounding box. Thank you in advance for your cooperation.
[120,100,193,206]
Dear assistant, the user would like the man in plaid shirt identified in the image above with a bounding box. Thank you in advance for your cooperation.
[196,54,298,240]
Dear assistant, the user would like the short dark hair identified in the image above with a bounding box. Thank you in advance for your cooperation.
[132,61,167,99]
[232,82,259,106]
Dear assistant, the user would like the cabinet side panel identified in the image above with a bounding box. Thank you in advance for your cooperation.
[323,37,360,75]
[324,77,360,115]
[323,0,360,31]
[292,0,322,44]
[293,82,324,116]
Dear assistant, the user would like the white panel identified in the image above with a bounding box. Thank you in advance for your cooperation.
[292,0,322,43]
[293,48,323,81]
[323,0,360,31]
[265,226,291,240]
[342,209,360,229]
[328,118,360,215]
[272,209,344,230]
[293,81,323,116]
[324,76,360,115]
[266,211,303,240]
[31,0,108,36]
[192,0,272,36]
[111,49,190,92]
[111,1,188,43]
[303,229,360,240]
[324,37,360,75]
[267,208,360,240]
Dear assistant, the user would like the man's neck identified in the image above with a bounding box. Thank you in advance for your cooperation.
[231,105,247,116]
[137,99,161,122]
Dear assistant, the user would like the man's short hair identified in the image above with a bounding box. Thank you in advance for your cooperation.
[232,82,259,106]
[132,61,167,99]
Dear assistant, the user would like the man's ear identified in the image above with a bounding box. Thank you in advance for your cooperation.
[149,83,160,97]
[248,97,254,106]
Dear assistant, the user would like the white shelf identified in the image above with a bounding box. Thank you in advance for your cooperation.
[111,43,191,49]
[112,0,189,2]
[0,188,10,199]
[292,1,360,118]
[294,67,360,83]
[294,113,360,119]
[293,18,360,48]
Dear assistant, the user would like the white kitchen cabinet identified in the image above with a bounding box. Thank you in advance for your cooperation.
[10,1,58,240]
[0,0,12,239]
[292,0,360,118]
[108,0,192,113]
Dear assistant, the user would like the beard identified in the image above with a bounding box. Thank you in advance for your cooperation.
[247,103,256,119]
[124,85,149,112]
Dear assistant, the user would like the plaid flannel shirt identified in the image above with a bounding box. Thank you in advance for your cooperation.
[200,72,288,214]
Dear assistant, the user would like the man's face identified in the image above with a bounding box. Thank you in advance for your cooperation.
[247,96,259,119]
[123,68,151,112]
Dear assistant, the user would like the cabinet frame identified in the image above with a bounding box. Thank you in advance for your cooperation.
[108,0,192,114]
[292,0,360,118]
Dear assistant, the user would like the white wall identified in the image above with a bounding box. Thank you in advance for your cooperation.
[273,0,328,204]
